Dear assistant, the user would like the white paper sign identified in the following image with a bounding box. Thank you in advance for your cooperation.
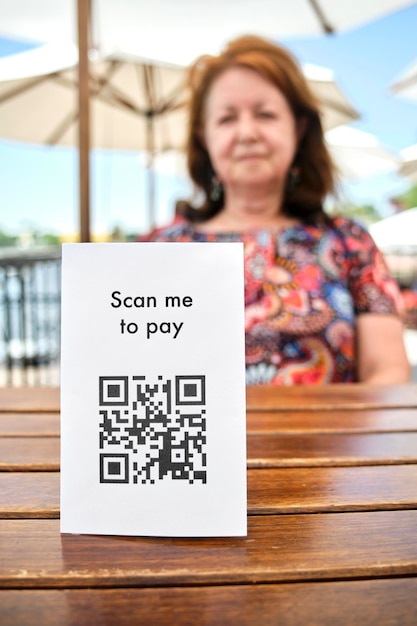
[60,242,247,537]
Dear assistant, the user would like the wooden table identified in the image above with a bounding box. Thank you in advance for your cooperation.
[1,384,417,625]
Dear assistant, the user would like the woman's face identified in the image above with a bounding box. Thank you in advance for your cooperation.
[203,66,300,194]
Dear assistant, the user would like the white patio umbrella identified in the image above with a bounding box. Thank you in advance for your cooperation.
[325,125,399,180]
[0,45,359,144]
[369,207,417,249]
[303,64,359,131]
[0,42,187,152]
[390,56,417,103]
[369,209,417,294]
[1,0,416,63]
[389,58,417,183]
[3,0,412,240]
[0,41,360,231]
[398,144,417,182]
[0,41,188,230]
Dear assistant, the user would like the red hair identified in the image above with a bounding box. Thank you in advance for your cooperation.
[176,35,337,224]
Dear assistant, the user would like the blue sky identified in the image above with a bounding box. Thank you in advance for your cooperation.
[1,3,417,237]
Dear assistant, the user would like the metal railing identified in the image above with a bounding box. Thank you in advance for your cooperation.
[0,247,61,386]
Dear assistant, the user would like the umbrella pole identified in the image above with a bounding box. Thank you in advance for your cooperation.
[146,112,156,231]
[77,0,91,242]
[147,155,156,232]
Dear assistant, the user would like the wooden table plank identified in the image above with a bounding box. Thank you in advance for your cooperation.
[1,408,416,438]
[0,438,60,471]
[247,465,417,514]
[2,466,417,519]
[0,413,60,437]
[2,432,417,471]
[247,408,417,434]
[246,384,417,411]
[0,473,60,518]
[1,578,417,626]
[0,387,60,413]
[1,513,417,587]
[2,408,417,438]
[1,384,416,413]
[247,432,417,467]
[2,384,416,625]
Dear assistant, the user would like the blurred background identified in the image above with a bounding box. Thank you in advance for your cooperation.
[0,0,416,385]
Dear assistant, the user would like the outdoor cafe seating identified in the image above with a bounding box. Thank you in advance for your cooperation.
[1,242,417,624]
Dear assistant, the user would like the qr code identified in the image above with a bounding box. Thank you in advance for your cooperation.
[99,375,207,485]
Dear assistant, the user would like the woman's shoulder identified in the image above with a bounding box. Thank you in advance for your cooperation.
[329,214,372,237]
[325,214,377,250]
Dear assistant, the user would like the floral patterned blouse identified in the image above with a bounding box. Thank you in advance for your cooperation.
[145,216,402,385]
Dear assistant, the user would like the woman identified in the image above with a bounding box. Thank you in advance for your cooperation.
[145,35,410,385]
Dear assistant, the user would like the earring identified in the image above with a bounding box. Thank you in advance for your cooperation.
[210,175,223,202]
[287,167,300,193]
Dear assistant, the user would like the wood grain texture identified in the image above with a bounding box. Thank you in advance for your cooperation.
[247,465,417,513]
[247,432,417,467]
[2,466,417,519]
[0,413,60,436]
[0,387,60,412]
[1,512,417,587]
[247,408,417,434]
[1,384,417,624]
[2,408,417,437]
[0,438,60,471]
[246,384,417,411]
[1,579,417,626]
[2,432,417,471]
[2,384,416,413]
[0,473,60,518]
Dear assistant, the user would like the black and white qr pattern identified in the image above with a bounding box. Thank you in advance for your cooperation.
[99,375,207,485]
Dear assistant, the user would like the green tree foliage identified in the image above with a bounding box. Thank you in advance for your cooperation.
[0,229,60,248]
[0,230,18,247]
[38,233,60,246]
[394,184,417,210]
[332,201,381,226]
